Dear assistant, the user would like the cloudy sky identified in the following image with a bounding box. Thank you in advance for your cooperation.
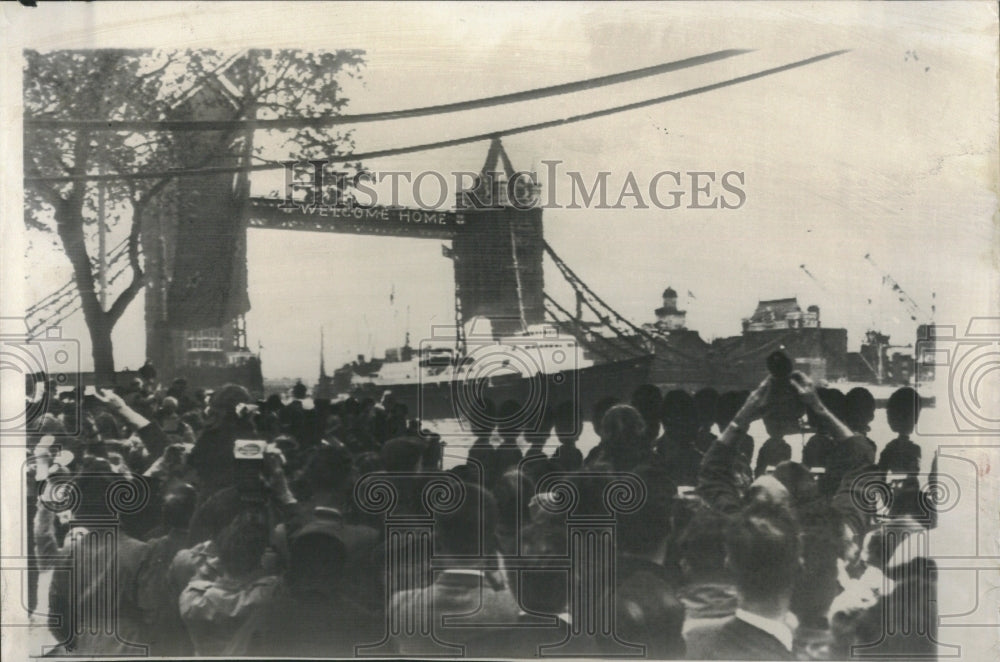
[5,2,998,380]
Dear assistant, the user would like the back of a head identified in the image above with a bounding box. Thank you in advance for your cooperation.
[887,387,921,435]
[291,381,308,399]
[435,483,498,556]
[725,503,801,602]
[520,520,568,614]
[469,397,496,437]
[497,400,523,439]
[660,390,698,439]
[845,387,876,431]
[161,483,198,529]
[679,506,731,577]
[771,461,819,507]
[69,456,118,521]
[492,467,532,532]
[793,500,850,627]
[380,436,425,472]
[693,388,720,428]
[552,400,578,440]
[305,440,354,492]
[591,396,620,437]
[208,384,252,422]
[216,509,270,577]
[94,412,121,441]
[600,404,647,448]
[630,384,663,426]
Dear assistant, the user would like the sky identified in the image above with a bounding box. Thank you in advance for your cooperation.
[4,1,998,381]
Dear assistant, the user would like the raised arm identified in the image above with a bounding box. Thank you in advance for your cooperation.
[95,388,168,459]
[790,372,854,440]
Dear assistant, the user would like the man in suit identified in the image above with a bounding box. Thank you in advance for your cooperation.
[389,484,519,656]
[686,503,802,660]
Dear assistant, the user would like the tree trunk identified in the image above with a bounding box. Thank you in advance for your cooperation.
[87,314,117,387]
[55,198,118,385]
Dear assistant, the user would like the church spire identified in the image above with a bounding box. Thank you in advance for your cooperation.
[319,326,327,379]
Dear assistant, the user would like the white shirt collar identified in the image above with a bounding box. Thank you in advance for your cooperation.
[518,609,571,626]
[735,608,794,652]
[441,569,485,577]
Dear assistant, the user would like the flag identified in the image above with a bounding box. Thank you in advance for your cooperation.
[687,290,696,299]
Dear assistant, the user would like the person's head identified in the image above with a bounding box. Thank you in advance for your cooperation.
[215,509,270,578]
[168,378,188,397]
[715,390,748,430]
[291,381,308,400]
[161,482,197,530]
[616,464,676,560]
[65,456,118,521]
[693,387,720,431]
[552,400,578,444]
[287,526,348,591]
[519,520,569,614]
[492,468,534,535]
[771,461,819,508]
[591,396,620,438]
[93,412,121,441]
[435,483,498,556]
[497,400,523,442]
[304,439,354,495]
[886,387,921,436]
[469,398,496,438]
[792,501,853,628]
[660,390,699,440]
[678,506,731,581]
[380,436,426,472]
[159,396,179,416]
[630,384,663,438]
[806,388,847,432]
[724,503,802,606]
[207,384,252,425]
[600,404,647,448]
[745,474,793,511]
[845,387,876,433]
[180,410,205,434]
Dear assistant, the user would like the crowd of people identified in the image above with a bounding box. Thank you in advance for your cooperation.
[24,365,937,659]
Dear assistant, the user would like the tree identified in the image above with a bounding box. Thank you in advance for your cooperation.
[24,49,365,384]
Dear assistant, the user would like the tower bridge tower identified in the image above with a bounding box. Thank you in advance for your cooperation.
[450,138,545,337]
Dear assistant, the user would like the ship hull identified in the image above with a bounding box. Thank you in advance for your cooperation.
[350,353,653,431]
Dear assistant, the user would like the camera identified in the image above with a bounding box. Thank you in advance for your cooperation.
[418,318,579,440]
[233,439,268,503]
[763,350,805,425]
[915,318,1000,437]
[0,318,81,435]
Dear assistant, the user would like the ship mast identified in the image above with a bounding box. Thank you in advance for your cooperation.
[319,326,327,379]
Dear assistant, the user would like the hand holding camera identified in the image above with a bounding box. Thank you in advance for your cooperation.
[731,376,772,429]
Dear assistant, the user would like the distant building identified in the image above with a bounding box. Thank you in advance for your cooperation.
[654,287,687,330]
[742,298,820,332]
